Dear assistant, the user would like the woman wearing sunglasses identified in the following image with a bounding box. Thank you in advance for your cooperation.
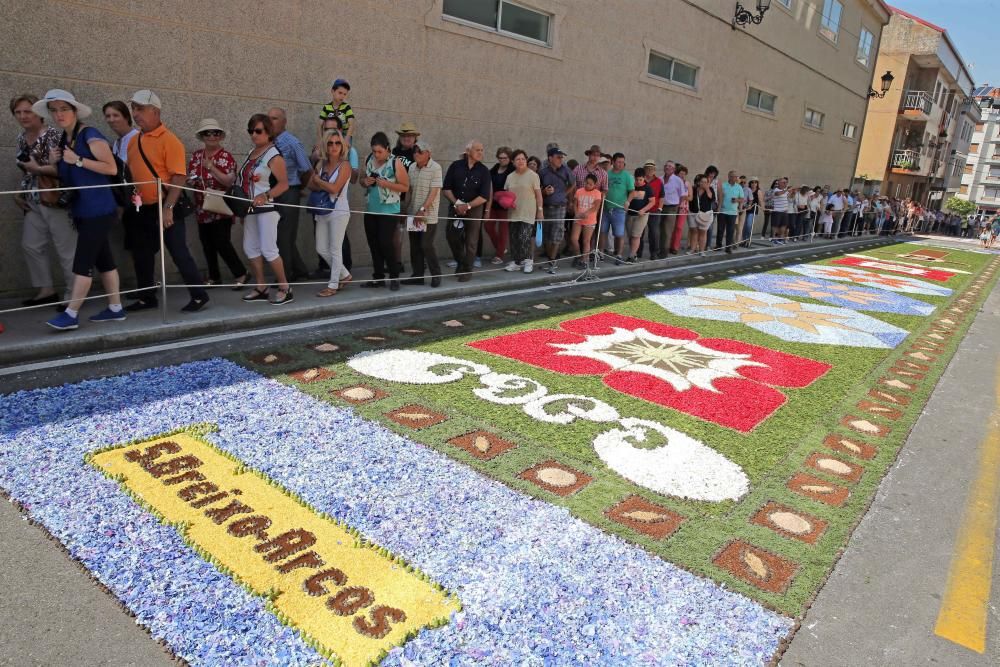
[237,113,292,305]
[187,118,247,288]
[309,129,352,296]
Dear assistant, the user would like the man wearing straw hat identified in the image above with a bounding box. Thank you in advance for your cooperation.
[125,89,209,312]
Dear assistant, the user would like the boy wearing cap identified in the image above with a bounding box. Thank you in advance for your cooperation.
[319,79,354,146]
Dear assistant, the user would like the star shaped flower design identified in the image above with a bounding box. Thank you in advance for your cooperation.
[468,312,831,431]
[785,264,952,297]
[552,327,767,393]
[731,274,936,316]
[646,288,911,348]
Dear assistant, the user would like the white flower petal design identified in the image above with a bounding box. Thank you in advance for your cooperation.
[551,326,766,393]
[594,418,750,502]
[474,373,549,405]
[347,349,490,384]
[523,394,620,424]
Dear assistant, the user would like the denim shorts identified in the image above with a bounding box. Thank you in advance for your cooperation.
[601,206,627,237]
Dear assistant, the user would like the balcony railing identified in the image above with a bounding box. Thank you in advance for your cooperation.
[891,149,921,171]
[901,90,933,115]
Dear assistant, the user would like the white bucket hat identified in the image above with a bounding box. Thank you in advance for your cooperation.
[32,89,92,119]
[195,118,226,137]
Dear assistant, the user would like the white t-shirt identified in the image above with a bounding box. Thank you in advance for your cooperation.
[770,187,789,212]
[239,146,281,198]
[112,128,139,164]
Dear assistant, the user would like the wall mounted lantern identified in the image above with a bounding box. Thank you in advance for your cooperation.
[732,0,771,29]
[869,71,894,98]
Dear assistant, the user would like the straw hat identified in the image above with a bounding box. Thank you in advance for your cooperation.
[32,89,91,119]
[395,121,421,136]
[195,118,226,137]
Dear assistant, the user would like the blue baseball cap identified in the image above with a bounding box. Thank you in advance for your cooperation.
[331,78,350,90]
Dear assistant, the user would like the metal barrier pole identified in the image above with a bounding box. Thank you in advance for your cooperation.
[157,178,168,324]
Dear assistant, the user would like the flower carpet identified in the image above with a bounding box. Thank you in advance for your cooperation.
[1,241,997,666]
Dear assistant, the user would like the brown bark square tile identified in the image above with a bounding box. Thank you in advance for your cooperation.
[804,452,864,483]
[447,430,517,461]
[841,415,891,438]
[386,405,448,430]
[605,495,685,540]
[895,359,930,372]
[334,385,388,404]
[356,333,391,345]
[787,472,850,506]
[288,367,336,384]
[823,433,877,460]
[713,540,798,594]
[751,502,828,544]
[879,377,917,393]
[309,341,347,354]
[867,388,911,407]
[887,367,925,381]
[855,399,903,421]
[247,351,294,366]
[519,460,593,497]
[398,327,429,336]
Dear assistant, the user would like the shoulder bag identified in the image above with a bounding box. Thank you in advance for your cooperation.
[197,152,233,217]
[137,133,194,218]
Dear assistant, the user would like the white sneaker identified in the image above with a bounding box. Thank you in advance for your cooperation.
[473,257,482,268]
[504,261,520,272]
[446,259,458,268]
[522,260,534,274]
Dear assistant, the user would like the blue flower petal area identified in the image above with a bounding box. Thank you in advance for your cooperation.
[0,359,793,666]
[732,273,936,316]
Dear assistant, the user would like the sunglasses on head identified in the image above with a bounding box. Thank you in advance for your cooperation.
[248,127,266,135]
[201,130,222,137]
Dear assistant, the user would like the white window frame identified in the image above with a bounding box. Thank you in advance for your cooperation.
[804,108,825,130]
[775,0,792,7]
[819,0,843,44]
[842,122,858,140]
[856,27,874,68]
[442,0,553,47]
[746,87,778,115]
[646,50,699,90]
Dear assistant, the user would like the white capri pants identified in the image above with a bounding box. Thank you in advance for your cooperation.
[243,210,280,262]
[315,210,352,289]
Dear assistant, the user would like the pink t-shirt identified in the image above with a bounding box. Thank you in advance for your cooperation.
[575,187,603,226]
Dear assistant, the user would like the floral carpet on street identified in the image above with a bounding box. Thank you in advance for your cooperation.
[1,241,997,666]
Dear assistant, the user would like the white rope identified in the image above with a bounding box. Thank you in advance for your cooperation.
[5,180,156,197]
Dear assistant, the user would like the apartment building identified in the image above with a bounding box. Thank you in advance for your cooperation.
[958,86,1000,215]
[0,0,890,295]
[855,5,977,207]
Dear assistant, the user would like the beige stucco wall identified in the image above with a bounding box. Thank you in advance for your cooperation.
[0,0,885,297]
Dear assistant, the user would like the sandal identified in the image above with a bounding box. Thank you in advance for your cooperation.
[242,287,269,302]
[341,274,353,283]
[270,288,295,306]
[316,287,338,297]
[232,274,250,291]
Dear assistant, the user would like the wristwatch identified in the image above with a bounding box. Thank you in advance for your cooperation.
[75,158,83,168]
[164,202,175,210]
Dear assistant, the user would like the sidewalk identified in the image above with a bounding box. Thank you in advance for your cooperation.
[0,236,893,367]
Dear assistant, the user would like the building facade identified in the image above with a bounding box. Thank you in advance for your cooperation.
[958,86,1000,215]
[854,6,977,207]
[1,0,889,297]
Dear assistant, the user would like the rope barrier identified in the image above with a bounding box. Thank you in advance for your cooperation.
[0,178,895,318]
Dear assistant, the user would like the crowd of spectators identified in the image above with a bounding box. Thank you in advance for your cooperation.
[8,83,994,334]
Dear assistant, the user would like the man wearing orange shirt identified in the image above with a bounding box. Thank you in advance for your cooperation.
[125,90,208,312]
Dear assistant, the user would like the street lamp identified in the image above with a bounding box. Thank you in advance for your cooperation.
[869,71,894,98]
[732,0,772,29]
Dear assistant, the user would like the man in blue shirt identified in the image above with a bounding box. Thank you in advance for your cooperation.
[717,170,745,254]
[538,146,574,273]
[268,107,313,280]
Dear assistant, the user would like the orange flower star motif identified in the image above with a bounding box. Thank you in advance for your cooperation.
[696,295,865,335]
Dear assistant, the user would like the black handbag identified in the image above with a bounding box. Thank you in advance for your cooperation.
[136,133,193,217]
[224,183,254,218]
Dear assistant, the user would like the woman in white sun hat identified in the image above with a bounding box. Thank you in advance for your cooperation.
[187,118,247,288]
[32,89,125,331]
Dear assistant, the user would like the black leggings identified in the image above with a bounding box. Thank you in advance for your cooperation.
[197,218,246,282]
[364,213,402,280]
[72,213,117,277]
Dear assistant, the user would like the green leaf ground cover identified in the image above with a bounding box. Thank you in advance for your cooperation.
[235,242,998,616]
